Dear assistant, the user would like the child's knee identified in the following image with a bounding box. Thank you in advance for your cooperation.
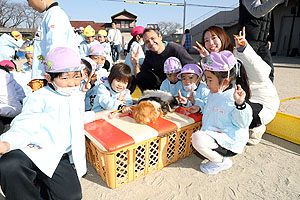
[191,131,206,148]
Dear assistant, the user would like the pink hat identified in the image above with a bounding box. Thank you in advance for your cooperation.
[131,26,145,36]
[0,60,15,69]
[81,57,97,72]
[201,50,237,72]
[88,44,106,57]
[177,64,203,79]
[44,47,84,73]
[164,57,182,74]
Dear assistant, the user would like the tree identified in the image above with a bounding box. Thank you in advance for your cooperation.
[0,0,43,28]
[157,21,181,35]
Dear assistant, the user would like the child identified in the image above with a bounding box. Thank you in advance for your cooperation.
[29,0,80,91]
[91,63,133,113]
[0,47,114,199]
[0,60,25,134]
[88,44,109,85]
[160,57,183,96]
[0,31,24,61]
[191,50,252,174]
[233,27,279,145]
[20,46,34,72]
[97,29,112,71]
[79,25,100,57]
[177,63,210,113]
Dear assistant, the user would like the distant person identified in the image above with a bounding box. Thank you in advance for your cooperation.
[107,22,122,63]
[28,0,80,91]
[238,0,285,81]
[181,29,192,53]
[79,25,100,57]
[192,51,252,174]
[97,30,112,71]
[20,46,34,72]
[0,31,24,61]
[130,28,197,91]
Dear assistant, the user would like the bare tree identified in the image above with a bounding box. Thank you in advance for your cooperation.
[158,21,181,35]
[0,0,43,28]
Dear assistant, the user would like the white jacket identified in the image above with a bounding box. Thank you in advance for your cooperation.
[234,44,280,125]
[0,70,25,118]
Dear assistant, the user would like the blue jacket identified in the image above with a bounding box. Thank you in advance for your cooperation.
[31,5,79,79]
[124,41,145,75]
[79,40,100,58]
[0,86,96,178]
[0,33,24,61]
[201,88,252,153]
[91,81,133,112]
[160,79,182,97]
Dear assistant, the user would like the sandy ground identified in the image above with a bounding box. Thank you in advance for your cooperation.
[1,56,300,200]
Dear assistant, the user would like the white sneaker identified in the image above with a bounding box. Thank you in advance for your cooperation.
[247,124,266,145]
[200,157,233,174]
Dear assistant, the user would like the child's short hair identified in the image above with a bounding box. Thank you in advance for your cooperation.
[108,63,132,86]
[81,59,92,76]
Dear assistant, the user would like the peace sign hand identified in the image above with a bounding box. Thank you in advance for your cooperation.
[233,84,246,105]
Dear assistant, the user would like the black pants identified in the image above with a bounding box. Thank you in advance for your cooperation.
[0,150,82,200]
[248,101,263,129]
[0,116,13,135]
[213,142,237,157]
[248,40,274,82]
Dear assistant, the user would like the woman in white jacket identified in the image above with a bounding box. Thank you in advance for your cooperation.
[194,26,280,145]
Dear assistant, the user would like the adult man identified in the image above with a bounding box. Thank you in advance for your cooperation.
[107,22,122,63]
[131,28,197,90]
[238,0,285,82]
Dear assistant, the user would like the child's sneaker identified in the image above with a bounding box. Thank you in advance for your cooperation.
[200,157,233,174]
[247,124,266,145]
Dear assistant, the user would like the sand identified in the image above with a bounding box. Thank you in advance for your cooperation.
[1,56,300,200]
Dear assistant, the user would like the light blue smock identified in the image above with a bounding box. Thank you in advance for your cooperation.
[124,41,145,75]
[31,6,79,79]
[100,42,111,61]
[179,82,210,111]
[20,62,32,72]
[201,88,252,153]
[0,33,24,61]
[0,86,96,178]
[91,80,133,112]
[160,79,183,97]
[79,40,100,58]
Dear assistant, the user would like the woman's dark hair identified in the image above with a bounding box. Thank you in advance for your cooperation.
[0,65,10,73]
[201,26,234,53]
[126,34,143,53]
[108,63,132,88]
[81,59,92,76]
[209,62,251,101]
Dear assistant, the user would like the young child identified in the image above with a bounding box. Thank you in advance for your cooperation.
[0,60,25,134]
[97,29,112,71]
[88,44,109,85]
[20,46,34,72]
[177,63,210,113]
[191,50,252,174]
[160,57,183,96]
[29,0,79,91]
[91,63,133,113]
[79,25,100,57]
[0,47,113,199]
[0,31,24,61]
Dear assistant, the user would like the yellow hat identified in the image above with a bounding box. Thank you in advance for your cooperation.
[97,30,107,36]
[11,31,22,41]
[82,26,95,37]
[25,46,34,54]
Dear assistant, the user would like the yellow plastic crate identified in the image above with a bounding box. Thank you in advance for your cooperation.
[85,121,201,189]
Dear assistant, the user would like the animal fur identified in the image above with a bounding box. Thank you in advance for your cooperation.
[133,90,179,124]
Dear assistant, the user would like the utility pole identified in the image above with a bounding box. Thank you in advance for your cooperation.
[183,0,186,33]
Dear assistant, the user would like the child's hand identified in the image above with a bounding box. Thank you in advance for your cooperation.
[82,82,91,92]
[91,74,97,85]
[118,94,126,104]
[234,26,247,48]
[0,139,10,155]
[234,84,246,105]
[187,89,195,105]
[192,43,209,58]
[121,106,132,114]
[178,96,188,105]
[189,105,200,113]
[95,110,115,120]
[130,46,140,66]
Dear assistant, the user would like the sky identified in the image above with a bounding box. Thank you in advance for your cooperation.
[54,0,239,29]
